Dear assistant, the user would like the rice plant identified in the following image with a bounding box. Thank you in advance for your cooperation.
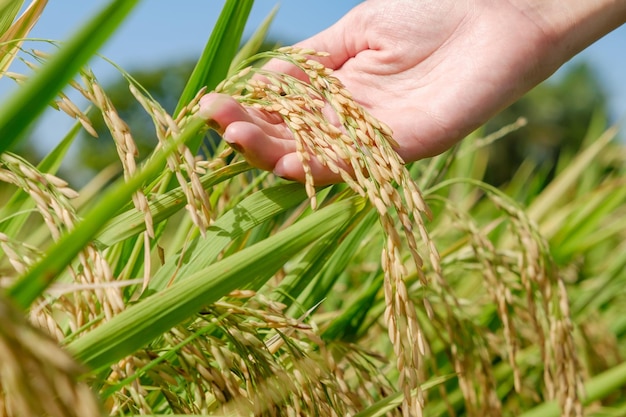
[1,1,626,417]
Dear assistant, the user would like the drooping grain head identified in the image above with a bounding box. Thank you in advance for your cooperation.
[0,294,101,417]
[214,46,444,415]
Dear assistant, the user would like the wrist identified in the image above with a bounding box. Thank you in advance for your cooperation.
[509,0,626,64]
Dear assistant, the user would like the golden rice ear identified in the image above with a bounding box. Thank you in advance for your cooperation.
[0,294,101,417]
[0,152,125,326]
[218,46,441,415]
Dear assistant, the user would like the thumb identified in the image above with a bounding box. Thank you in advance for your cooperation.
[263,4,368,76]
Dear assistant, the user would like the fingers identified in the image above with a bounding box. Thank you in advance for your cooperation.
[260,3,368,81]
[273,153,345,186]
[199,93,282,134]
[200,93,296,170]
[200,93,353,185]
[200,6,373,185]
[222,122,295,172]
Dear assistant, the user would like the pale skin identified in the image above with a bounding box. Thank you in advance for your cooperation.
[200,0,626,184]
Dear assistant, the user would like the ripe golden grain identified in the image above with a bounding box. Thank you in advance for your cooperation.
[214,46,445,414]
[0,295,101,417]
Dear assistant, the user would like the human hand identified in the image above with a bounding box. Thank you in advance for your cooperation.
[200,0,624,184]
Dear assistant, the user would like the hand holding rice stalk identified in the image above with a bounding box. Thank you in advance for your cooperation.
[203,46,460,416]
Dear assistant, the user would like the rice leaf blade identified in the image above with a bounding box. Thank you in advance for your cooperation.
[67,196,365,371]
[0,121,80,240]
[96,161,251,247]
[518,361,626,417]
[0,0,22,36]
[277,206,377,312]
[229,4,278,72]
[146,182,308,292]
[527,125,618,221]
[0,0,47,74]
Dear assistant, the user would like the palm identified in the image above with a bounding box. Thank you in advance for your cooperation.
[202,0,556,183]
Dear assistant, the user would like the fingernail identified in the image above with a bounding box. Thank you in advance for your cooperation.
[206,119,221,132]
[276,174,296,181]
[197,95,219,120]
[198,94,227,131]
[273,167,295,181]
[224,138,244,153]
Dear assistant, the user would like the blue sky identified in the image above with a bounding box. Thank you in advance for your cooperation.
[24,1,360,79]
[12,1,626,148]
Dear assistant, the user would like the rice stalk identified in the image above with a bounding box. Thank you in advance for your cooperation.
[77,70,155,249]
[2,47,98,137]
[425,180,584,416]
[64,68,236,399]
[128,81,214,235]
[1,53,235,412]
[6,47,231,277]
[0,231,40,277]
[484,188,583,415]
[0,29,596,415]
[0,0,48,75]
[0,152,124,334]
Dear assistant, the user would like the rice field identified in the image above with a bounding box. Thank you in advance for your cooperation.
[1,1,626,416]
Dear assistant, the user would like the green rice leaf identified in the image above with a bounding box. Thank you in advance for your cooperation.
[277,205,377,313]
[36,120,80,175]
[550,180,626,259]
[571,241,626,314]
[146,181,308,292]
[0,121,80,239]
[95,161,251,247]
[0,0,22,36]
[353,375,455,417]
[67,196,366,371]
[229,4,278,72]
[321,272,382,341]
[0,0,47,74]
[519,361,626,417]
[527,125,618,222]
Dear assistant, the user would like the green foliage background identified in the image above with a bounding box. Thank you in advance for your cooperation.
[1,1,626,416]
